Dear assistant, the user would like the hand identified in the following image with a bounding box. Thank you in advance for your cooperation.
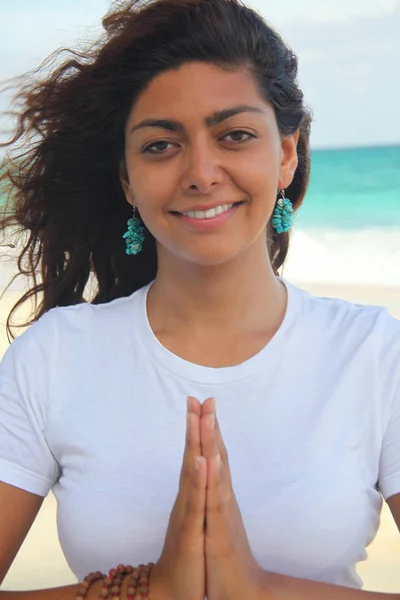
[150,397,207,600]
[201,398,268,600]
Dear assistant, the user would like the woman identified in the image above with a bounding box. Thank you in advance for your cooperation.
[0,0,399,598]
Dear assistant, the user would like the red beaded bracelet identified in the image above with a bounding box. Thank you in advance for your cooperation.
[76,571,106,600]
[76,563,154,600]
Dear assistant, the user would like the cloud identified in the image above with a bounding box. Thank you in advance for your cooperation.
[277,4,400,147]
[307,0,398,22]
[0,0,399,148]
[0,2,108,80]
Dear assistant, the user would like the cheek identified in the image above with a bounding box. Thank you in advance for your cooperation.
[234,150,280,189]
[130,158,176,202]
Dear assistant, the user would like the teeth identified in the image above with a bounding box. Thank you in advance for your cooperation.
[183,204,234,219]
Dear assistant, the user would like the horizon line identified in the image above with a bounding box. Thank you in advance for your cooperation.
[311,142,400,152]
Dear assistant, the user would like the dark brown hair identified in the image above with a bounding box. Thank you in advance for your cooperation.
[0,0,312,342]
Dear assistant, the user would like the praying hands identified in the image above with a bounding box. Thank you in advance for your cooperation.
[149,396,268,600]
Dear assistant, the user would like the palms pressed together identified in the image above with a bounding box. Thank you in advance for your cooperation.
[150,396,268,600]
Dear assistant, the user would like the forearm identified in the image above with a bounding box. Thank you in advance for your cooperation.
[264,572,400,600]
[0,577,170,600]
[0,583,92,600]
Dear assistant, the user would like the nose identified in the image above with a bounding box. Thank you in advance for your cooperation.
[180,138,225,194]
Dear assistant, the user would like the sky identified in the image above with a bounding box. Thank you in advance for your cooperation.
[0,0,399,149]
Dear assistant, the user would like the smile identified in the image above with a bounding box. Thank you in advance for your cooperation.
[171,201,244,230]
[180,204,234,219]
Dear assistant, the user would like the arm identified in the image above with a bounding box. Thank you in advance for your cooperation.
[200,399,400,600]
[1,399,207,600]
[262,493,400,599]
[0,585,101,600]
[0,481,93,599]
[264,572,400,600]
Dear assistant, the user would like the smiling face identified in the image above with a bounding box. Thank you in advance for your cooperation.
[121,61,299,267]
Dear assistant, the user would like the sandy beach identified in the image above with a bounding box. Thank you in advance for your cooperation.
[0,273,399,591]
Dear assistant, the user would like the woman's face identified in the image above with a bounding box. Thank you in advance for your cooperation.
[121,61,299,266]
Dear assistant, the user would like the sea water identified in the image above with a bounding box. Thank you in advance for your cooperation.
[284,145,400,286]
[1,145,399,287]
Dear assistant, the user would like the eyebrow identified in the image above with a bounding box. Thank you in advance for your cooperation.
[129,104,265,135]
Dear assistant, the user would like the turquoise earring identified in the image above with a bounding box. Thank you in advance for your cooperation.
[123,205,145,255]
[271,189,294,234]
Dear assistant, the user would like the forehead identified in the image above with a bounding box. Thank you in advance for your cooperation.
[128,62,270,122]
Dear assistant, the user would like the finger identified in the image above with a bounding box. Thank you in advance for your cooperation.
[201,397,215,415]
[179,397,201,489]
[200,407,218,461]
[201,408,230,494]
[201,398,232,487]
[206,451,231,534]
[188,395,202,417]
[184,455,207,537]
[186,396,201,452]
[201,407,232,531]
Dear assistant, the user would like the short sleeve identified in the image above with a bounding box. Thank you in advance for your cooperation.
[377,312,400,501]
[379,382,400,500]
[0,311,60,496]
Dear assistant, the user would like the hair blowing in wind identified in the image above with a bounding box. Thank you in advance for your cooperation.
[0,0,312,342]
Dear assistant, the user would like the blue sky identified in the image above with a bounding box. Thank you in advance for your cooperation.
[0,0,399,149]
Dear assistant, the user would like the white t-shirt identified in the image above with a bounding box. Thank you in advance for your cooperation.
[0,277,399,588]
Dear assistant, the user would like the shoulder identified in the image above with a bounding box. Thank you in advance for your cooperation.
[44,290,141,331]
[1,285,148,371]
[37,285,146,335]
[285,280,400,375]
[288,280,400,340]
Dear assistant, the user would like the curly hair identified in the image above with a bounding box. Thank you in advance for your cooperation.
[0,0,312,342]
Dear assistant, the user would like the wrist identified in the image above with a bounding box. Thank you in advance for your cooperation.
[147,563,171,600]
[84,579,105,600]
[257,569,280,600]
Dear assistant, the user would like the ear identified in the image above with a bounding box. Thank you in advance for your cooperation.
[119,160,134,205]
[278,129,300,190]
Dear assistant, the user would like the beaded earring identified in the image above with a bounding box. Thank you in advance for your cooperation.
[123,205,146,255]
[271,189,294,234]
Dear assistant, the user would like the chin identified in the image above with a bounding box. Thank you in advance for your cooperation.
[157,234,258,268]
[179,244,247,268]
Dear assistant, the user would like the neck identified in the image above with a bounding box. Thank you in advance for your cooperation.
[147,240,287,340]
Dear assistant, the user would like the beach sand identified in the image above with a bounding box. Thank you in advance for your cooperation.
[0,280,399,591]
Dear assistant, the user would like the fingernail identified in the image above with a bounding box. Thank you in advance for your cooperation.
[209,413,215,429]
[187,396,192,411]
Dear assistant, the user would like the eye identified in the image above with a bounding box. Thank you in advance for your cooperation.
[223,130,256,144]
[142,129,256,155]
[142,140,175,154]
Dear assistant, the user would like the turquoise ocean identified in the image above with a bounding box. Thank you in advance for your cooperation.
[283,144,400,286]
[1,144,400,287]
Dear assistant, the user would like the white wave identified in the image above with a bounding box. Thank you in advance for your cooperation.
[283,228,400,287]
[2,227,400,292]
